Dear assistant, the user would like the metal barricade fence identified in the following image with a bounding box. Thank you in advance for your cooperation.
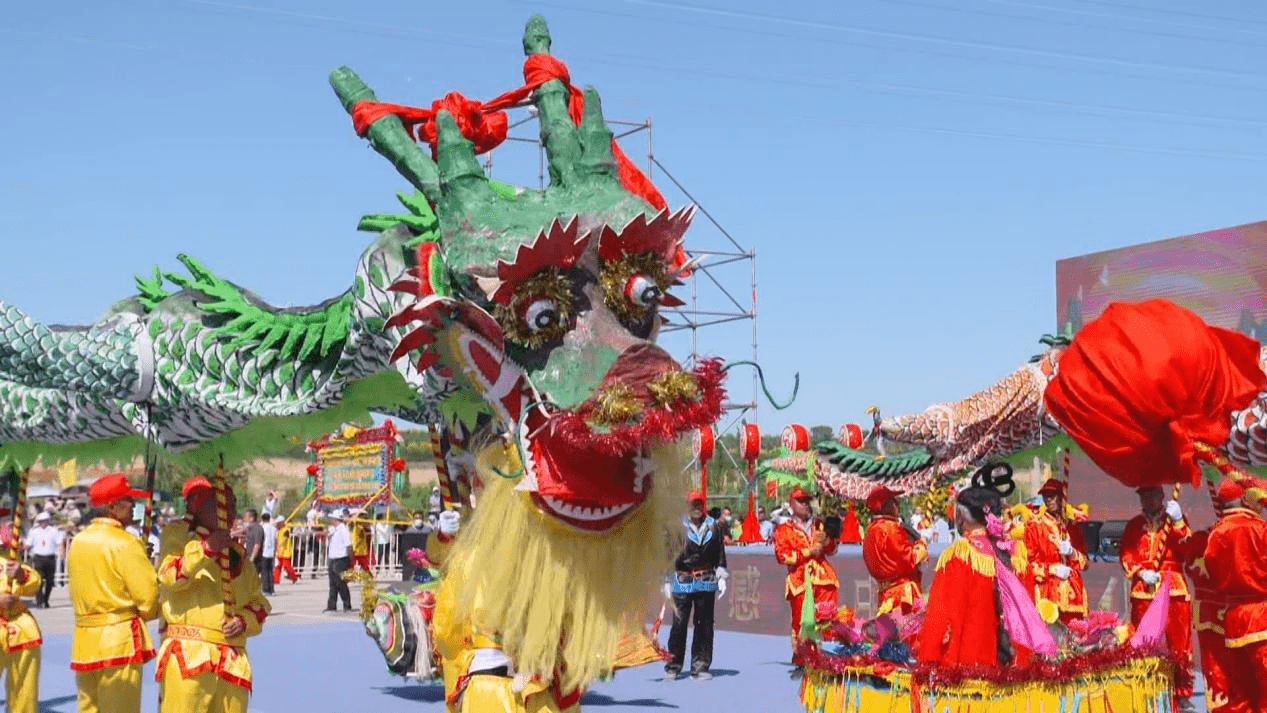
[51,527,410,588]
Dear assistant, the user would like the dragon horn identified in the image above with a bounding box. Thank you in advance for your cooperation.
[576,86,619,185]
[524,17,584,190]
[435,111,497,216]
[329,67,442,204]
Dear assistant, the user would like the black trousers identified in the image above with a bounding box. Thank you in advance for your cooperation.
[30,555,56,606]
[258,557,275,594]
[666,589,716,674]
[327,556,351,610]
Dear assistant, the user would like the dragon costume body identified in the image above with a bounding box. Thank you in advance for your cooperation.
[772,308,1267,502]
[0,16,725,712]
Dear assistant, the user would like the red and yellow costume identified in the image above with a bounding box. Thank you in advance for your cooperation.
[1205,491,1267,713]
[1119,509,1193,699]
[861,514,926,616]
[0,557,43,713]
[352,523,373,572]
[774,498,838,663]
[68,511,160,713]
[1183,525,1233,712]
[273,523,298,584]
[918,534,1002,667]
[1018,482,1088,624]
[433,580,580,713]
[156,530,271,713]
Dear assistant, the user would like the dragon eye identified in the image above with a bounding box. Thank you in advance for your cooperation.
[523,298,565,332]
[624,274,662,308]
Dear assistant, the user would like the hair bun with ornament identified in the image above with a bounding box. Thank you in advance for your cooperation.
[970,462,1016,497]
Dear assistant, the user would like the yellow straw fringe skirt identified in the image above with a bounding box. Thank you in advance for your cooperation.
[800,658,1174,713]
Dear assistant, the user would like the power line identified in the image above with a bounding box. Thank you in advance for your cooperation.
[620,0,1267,82]
[885,0,1267,48]
[979,0,1267,38]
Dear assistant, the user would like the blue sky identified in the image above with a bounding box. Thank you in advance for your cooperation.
[3,0,1265,435]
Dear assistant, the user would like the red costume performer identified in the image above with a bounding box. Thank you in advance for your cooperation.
[1020,479,1088,624]
[774,486,838,667]
[1119,485,1194,701]
[919,486,1011,668]
[862,486,927,616]
[1204,477,1267,713]
[1183,503,1232,713]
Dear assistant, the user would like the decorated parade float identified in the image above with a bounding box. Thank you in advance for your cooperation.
[783,298,1267,711]
[0,14,745,712]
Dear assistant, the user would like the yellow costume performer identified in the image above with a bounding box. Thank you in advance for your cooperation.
[433,444,685,713]
[67,474,159,713]
[156,479,270,713]
[0,557,43,713]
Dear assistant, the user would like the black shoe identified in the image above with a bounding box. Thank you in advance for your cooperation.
[691,671,712,680]
[342,606,353,612]
[789,666,804,680]
[322,608,337,612]
[664,667,681,679]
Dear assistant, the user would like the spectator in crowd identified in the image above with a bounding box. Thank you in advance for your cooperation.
[758,506,774,542]
[324,510,353,613]
[242,510,264,586]
[25,511,61,608]
[259,513,277,596]
[428,487,442,513]
[406,510,431,534]
[373,512,393,568]
[274,519,299,585]
[262,491,279,519]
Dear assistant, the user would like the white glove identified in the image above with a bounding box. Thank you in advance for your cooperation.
[438,510,461,536]
[662,581,672,599]
[1057,539,1074,556]
[1051,564,1072,580]
[716,567,728,599]
[1138,569,1161,586]
[1165,500,1183,522]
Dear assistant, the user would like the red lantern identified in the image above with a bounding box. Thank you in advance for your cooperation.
[839,423,864,449]
[765,479,778,499]
[391,458,407,472]
[306,464,319,476]
[781,424,809,452]
[693,425,716,463]
[739,423,761,462]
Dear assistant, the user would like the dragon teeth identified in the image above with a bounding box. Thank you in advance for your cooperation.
[541,497,633,521]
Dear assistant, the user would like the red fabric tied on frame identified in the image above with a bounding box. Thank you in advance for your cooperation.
[1043,299,1265,488]
[349,54,668,213]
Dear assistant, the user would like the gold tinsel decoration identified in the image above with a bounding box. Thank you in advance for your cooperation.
[600,252,671,325]
[646,371,699,407]
[342,568,380,621]
[493,268,575,348]
[591,384,641,425]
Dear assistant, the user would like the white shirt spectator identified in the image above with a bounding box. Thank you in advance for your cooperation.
[262,494,278,518]
[261,522,278,558]
[429,489,442,512]
[306,507,321,527]
[327,522,352,559]
[374,522,392,546]
[25,523,62,557]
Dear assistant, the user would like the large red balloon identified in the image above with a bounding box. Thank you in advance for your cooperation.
[1044,300,1265,488]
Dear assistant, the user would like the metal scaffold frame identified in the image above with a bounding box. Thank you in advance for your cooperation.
[485,110,760,477]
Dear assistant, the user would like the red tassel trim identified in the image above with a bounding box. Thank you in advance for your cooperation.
[155,640,252,691]
[70,618,155,671]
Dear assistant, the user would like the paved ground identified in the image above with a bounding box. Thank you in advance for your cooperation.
[15,578,1209,712]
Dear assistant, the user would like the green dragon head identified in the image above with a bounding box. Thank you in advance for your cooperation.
[333,15,725,533]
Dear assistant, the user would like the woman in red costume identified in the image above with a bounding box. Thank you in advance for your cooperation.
[919,486,1014,667]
